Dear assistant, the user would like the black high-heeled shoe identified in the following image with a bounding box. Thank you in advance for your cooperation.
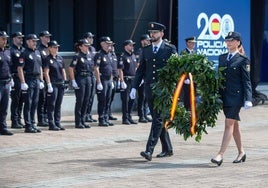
[233,154,246,163]
[211,158,223,166]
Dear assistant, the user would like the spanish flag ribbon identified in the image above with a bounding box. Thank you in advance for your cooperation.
[164,73,197,135]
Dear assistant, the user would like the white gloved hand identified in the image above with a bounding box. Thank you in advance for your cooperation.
[121,81,127,89]
[129,88,136,99]
[72,80,79,89]
[111,82,114,89]
[9,79,15,87]
[21,83,28,90]
[39,81,45,89]
[97,83,103,90]
[244,101,253,109]
[47,83,53,93]
[184,79,190,84]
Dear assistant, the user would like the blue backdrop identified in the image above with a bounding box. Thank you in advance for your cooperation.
[178,0,251,66]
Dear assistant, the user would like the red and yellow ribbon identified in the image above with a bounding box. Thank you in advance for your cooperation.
[164,73,197,135]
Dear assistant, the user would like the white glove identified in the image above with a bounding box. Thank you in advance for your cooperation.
[111,82,114,89]
[47,83,53,93]
[39,81,45,89]
[130,88,136,99]
[184,79,190,84]
[72,80,79,89]
[21,83,28,90]
[121,81,127,89]
[244,101,253,109]
[97,83,103,90]
[9,79,15,87]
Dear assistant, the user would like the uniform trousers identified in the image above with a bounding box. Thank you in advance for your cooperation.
[96,78,112,121]
[0,82,10,131]
[74,76,91,126]
[46,83,65,126]
[22,78,40,128]
[86,76,96,117]
[120,78,135,120]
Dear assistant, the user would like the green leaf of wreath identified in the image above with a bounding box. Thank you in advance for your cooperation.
[152,53,225,142]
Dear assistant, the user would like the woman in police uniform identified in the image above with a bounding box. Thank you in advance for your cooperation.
[211,31,252,166]
[69,39,92,129]
[44,40,67,131]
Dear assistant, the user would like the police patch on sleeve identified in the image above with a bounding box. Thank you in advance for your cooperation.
[50,59,53,64]
[42,51,47,56]
[81,57,84,63]
[246,64,250,72]
[103,57,106,62]
[73,60,77,65]
[15,53,20,57]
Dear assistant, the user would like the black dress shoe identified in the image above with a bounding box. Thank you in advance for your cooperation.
[109,115,117,120]
[11,123,24,129]
[82,123,91,128]
[25,127,37,133]
[106,121,114,126]
[75,124,85,129]
[0,129,14,136]
[32,126,42,133]
[211,158,223,166]
[140,151,152,161]
[128,119,138,124]
[156,151,173,158]
[37,122,48,127]
[55,124,65,130]
[145,116,152,122]
[49,126,60,131]
[233,154,246,163]
[98,120,109,127]
[139,117,148,123]
[122,119,131,125]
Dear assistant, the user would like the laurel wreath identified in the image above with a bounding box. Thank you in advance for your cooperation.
[152,53,224,142]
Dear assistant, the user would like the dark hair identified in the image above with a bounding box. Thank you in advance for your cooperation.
[74,42,80,53]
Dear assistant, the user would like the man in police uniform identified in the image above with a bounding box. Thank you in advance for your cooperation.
[136,34,152,123]
[37,30,52,127]
[180,36,197,110]
[130,22,177,161]
[94,36,114,127]
[18,34,45,133]
[0,31,13,135]
[83,32,98,123]
[10,32,25,129]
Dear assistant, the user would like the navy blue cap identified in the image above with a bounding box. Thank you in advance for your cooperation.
[140,34,150,41]
[39,30,52,37]
[100,36,113,44]
[83,32,94,38]
[77,39,90,46]
[26,34,39,40]
[0,31,9,38]
[48,40,60,47]
[123,39,135,46]
[185,36,196,42]
[148,22,166,31]
[225,31,241,41]
[11,31,24,38]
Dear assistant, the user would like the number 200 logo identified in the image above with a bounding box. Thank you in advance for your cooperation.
[197,13,234,40]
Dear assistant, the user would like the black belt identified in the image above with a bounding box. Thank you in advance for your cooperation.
[124,76,135,80]
[0,78,11,84]
[78,72,93,77]
[52,81,64,86]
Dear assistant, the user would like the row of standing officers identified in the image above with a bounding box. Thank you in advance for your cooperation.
[0,29,153,135]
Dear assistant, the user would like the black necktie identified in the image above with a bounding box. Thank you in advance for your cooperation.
[153,46,158,54]
[228,54,232,61]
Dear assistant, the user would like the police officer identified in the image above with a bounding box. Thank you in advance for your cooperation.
[83,32,98,123]
[17,34,44,133]
[118,39,137,125]
[94,36,114,127]
[130,22,177,161]
[0,31,13,135]
[69,39,92,129]
[211,31,252,166]
[37,30,52,127]
[107,42,118,121]
[10,32,25,129]
[136,34,152,123]
[44,40,67,131]
[180,36,197,110]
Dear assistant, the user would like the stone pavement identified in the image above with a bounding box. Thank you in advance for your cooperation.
[1,104,268,187]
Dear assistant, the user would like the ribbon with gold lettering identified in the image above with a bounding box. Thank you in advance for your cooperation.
[164,73,197,135]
